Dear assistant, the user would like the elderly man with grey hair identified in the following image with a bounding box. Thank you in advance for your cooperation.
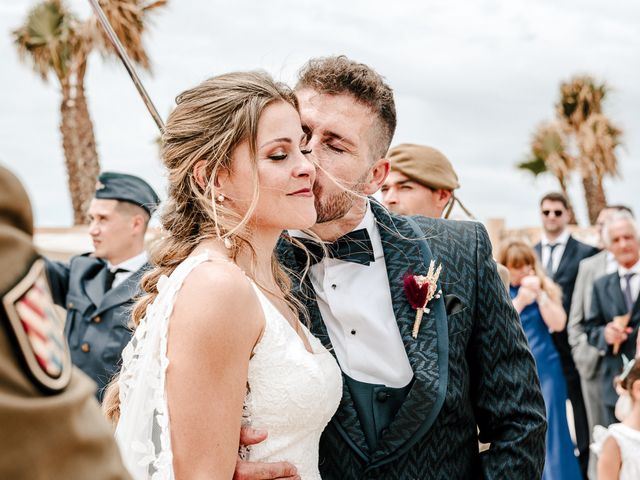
[569,206,634,432]
[584,210,640,426]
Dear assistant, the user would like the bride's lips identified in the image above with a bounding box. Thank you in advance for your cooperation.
[288,188,313,197]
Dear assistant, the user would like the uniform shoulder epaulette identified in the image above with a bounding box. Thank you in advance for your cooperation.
[2,258,72,392]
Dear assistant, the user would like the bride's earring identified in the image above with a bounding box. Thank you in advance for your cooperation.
[223,237,233,250]
[216,193,225,203]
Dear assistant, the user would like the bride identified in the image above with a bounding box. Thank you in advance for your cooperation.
[103,71,342,479]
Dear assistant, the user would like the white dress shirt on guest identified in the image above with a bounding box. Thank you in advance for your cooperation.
[618,259,640,307]
[107,251,148,289]
[541,229,571,275]
[291,203,413,388]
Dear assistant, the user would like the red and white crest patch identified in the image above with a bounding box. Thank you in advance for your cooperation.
[3,259,71,392]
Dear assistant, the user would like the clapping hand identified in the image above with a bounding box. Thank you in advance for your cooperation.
[516,271,539,306]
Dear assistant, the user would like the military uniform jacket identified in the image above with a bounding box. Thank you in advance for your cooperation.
[278,201,547,480]
[45,254,148,400]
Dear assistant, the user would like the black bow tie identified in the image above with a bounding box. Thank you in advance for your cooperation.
[293,228,375,266]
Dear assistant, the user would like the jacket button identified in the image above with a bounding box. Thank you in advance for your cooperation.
[94,315,101,323]
[81,343,90,353]
[67,302,74,309]
[376,391,389,402]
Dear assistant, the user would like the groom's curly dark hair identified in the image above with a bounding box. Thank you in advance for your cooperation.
[296,55,396,160]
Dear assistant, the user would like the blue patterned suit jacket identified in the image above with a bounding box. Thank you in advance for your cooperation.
[278,201,546,479]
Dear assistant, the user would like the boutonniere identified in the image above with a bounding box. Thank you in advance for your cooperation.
[403,260,443,338]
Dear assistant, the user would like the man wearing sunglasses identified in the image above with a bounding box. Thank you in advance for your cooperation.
[534,191,599,478]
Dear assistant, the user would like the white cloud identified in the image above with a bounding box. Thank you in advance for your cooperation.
[1,0,638,228]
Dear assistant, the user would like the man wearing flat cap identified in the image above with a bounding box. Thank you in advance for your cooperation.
[0,165,130,479]
[45,171,159,401]
[381,143,473,219]
[382,144,509,290]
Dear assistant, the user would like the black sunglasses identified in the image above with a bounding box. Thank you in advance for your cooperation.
[542,209,564,217]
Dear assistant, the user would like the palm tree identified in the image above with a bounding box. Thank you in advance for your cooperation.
[13,0,166,224]
[556,75,622,224]
[517,121,578,224]
[14,0,97,225]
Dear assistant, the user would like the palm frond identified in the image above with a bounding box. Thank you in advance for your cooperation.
[556,75,607,131]
[577,113,622,179]
[90,0,168,70]
[517,156,547,176]
[12,0,78,81]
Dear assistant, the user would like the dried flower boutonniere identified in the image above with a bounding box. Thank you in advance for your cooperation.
[403,260,443,338]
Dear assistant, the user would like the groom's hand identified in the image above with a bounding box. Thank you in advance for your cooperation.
[234,426,300,480]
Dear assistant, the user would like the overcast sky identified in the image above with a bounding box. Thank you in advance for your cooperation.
[1,0,638,228]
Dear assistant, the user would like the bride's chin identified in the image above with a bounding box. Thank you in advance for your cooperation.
[286,211,318,231]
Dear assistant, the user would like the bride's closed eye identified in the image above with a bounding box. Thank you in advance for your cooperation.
[268,152,288,161]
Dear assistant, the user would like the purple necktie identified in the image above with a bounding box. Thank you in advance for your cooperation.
[623,272,636,312]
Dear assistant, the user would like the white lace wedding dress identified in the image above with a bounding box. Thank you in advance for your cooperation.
[115,252,342,480]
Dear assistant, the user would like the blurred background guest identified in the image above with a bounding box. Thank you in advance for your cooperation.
[500,239,582,480]
[45,171,159,401]
[569,205,635,437]
[591,359,640,480]
[584,211,640,426]
[382,143,472,219]
[535,191,599,476]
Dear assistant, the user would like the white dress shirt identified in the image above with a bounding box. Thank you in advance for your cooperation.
[291,204,413,388]
[618,259,640,308]
[541,230,571,275]
[107,251,148,289]
[605,252,618,275]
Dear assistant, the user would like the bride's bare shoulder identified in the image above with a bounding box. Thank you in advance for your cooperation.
[171,256,263,341]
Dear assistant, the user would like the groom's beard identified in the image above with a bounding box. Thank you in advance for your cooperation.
[313,172,369,224]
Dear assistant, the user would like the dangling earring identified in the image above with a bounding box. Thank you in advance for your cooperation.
[216,193,225,203]
[223,237,233,250]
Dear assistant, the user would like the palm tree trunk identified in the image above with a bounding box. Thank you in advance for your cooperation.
[58,59,100,225]
[582,173,607,225]
[73,59,100,223]
[557,175,578,225]
[60,80,85,225]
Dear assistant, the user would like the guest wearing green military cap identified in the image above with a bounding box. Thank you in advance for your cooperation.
[45,171,159,401]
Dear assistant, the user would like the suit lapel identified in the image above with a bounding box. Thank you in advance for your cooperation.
[555,236,577,280]
[605,273,627,316]
[279,237,371,460]
[94,265,146,318]
[82,263,108,308]
[368,201,449,465]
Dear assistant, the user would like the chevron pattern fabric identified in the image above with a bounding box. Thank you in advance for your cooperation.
[278,202,546,479]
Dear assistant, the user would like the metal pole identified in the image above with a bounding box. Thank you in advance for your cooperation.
[87,0,165,133]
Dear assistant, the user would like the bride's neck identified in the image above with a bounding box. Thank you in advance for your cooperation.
[233,229,282,288]
[194,228,282,288]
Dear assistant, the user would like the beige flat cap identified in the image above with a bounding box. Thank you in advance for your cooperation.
[388,143,460,191]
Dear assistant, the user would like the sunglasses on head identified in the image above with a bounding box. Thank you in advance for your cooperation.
[542,209,564,217]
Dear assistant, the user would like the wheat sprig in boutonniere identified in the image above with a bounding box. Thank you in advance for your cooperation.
[403,260,443,338]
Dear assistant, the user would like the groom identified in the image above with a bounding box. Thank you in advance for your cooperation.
[238,56,546,479]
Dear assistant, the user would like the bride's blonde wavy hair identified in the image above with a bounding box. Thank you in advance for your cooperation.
[103,71,306,422]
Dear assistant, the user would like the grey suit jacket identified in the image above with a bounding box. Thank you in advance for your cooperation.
[568,250,610,379]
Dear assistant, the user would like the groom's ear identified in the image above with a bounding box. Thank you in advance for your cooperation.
[362,157,390,196]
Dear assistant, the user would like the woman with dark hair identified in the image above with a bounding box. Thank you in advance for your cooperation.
[499,239,581,480]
